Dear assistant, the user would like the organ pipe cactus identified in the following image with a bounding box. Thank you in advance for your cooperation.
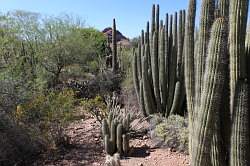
[192,18,227,166]
[194,0,215,112]
[230,80,249,166]
[183,0,249,165]
[229,0,249,113]
[132,5,186,117]
[132,1,249,165]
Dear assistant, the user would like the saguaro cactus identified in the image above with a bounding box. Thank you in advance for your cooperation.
[112,18,118,73]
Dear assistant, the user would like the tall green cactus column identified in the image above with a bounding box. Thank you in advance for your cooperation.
[184,0,196,158]
[142,44,155,115]
[192,18,227,166]
[133,4,187,117]
[229,0,250,165]
[159,27,167,111]
[151,5,162,113]
[170,10,186,115]
[194,0,215,117]
[230,80,249,166]
[229,0,249,114]
[112,18,118,73]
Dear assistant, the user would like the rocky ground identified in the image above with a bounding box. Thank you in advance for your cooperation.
[34,116,190,166]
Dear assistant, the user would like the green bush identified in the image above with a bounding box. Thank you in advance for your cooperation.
[0,113,44,166]
[155,115,189,153]
[16,89,75,123]
[14,89,77,148]
[80,95,107,123]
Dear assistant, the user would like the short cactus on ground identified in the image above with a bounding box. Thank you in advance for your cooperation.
[102,111,130,156]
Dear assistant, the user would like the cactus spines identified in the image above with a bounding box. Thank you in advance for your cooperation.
[211,120,226,166]
[133,5,187,117]
[169,81,181,115]
[151,4,156,37]
[230,79,249,166]
[173,12,178,47]
[218,0,229,19]
[177,10,183,80]
[137,43,142,79]
[142,50,155,115]
[123,114,130,132]
[165,13,169,88]
[151,31,161,113]
[108,111,113,127]
[122,134,129,156]
[192,18,227,166]
[195,0,215,114]
[139,80,147,116]
[105,135,115,155]
[229,0,249,113]
[156,4,160,34]
[166,13,177,115]
[110,121,117,145]
[102,108,131,156]
[112,18,118,73]
[185,15,195,104]
[102,119,109,136]
[159,27,167,111]
[116,124,123,154]
[133,50,140,99]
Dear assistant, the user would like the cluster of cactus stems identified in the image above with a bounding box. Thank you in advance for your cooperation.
[132,0,250,165]
[102,111,130,156]
[133,4,186,117]
[183,0,250,165]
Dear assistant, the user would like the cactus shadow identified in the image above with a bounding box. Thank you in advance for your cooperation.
[128,146,151,158]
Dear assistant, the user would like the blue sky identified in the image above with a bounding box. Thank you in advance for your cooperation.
[0,0,199,38]
[0,0,249,38]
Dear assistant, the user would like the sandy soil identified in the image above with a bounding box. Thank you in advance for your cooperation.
[34,117,190,166]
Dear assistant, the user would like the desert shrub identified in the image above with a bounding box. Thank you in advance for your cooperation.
[0,113,44,166]
[121,69,134,90]
[64,70,122,99]
[13,89,77,148]
[80,95,107,123]
[118,47,133,74]
[155,115,189,153]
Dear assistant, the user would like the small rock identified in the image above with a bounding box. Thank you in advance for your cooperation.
[138,163,143,166]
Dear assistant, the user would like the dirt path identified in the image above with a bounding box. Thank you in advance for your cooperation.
[34,117,190,166]
[34,118,105,166]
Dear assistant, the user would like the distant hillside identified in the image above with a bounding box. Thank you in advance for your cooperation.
[102,27,131,47]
